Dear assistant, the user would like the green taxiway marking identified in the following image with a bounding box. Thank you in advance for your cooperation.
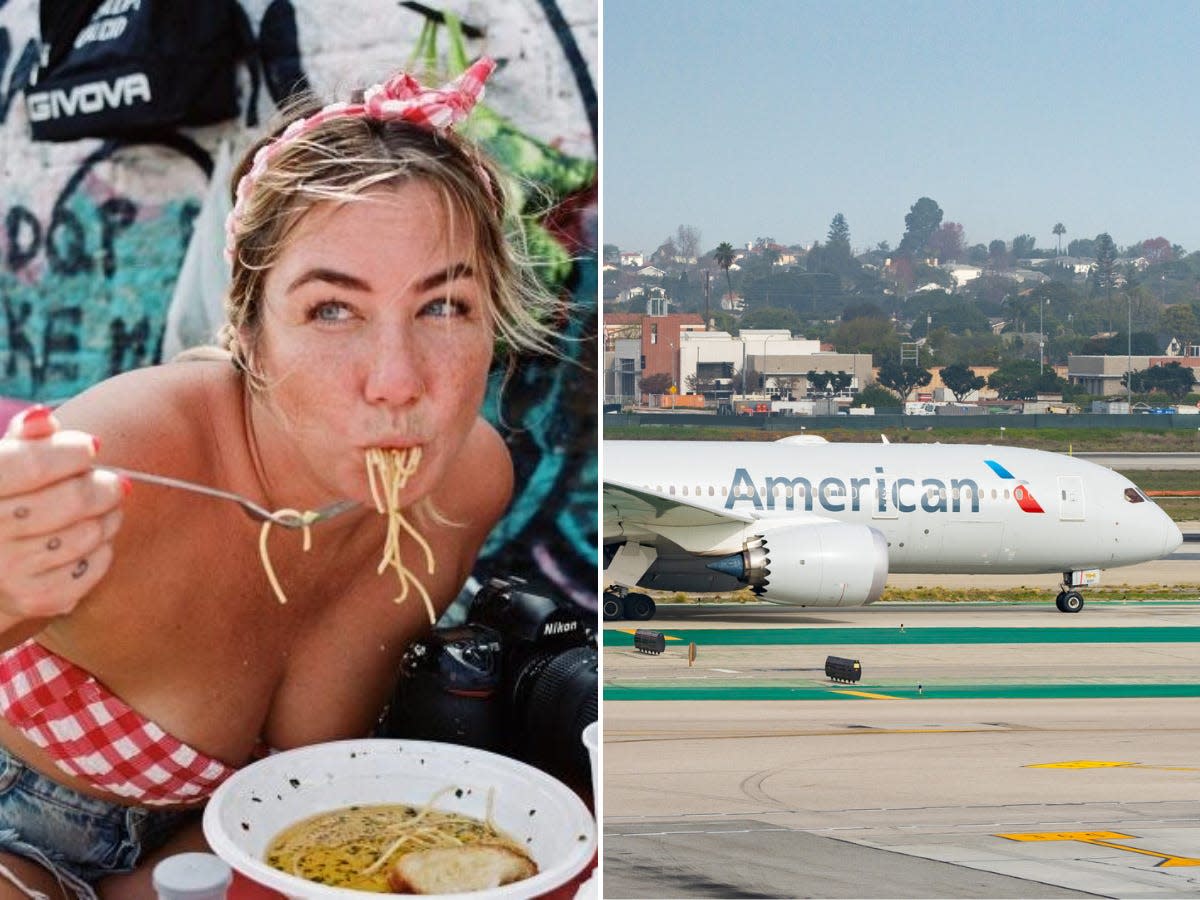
[603,683,1200,701]
[602,626,1200,647]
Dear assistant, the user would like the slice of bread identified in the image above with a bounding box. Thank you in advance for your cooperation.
[387,844,538,894]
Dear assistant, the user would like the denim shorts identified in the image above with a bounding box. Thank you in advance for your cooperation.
[0,745,198,899]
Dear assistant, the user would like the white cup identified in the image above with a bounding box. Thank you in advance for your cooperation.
[581,720,599,811]
[152,852,232,900]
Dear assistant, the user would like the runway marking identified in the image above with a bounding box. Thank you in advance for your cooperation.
[604,625,1200,646]
[831,689,902,700]
[616,628,682,641]
[998,831,1200,867]
[1028,759,1200,771]
[1027,760,1135,769]
[712,668,740,674]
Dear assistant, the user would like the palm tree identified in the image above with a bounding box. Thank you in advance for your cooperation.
[1052,222,1066,256]
[713,241,736,309]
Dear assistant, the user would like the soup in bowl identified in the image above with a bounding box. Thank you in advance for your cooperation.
[202,739,595,898]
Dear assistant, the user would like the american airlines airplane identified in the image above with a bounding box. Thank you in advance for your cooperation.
[603,436,1183,620]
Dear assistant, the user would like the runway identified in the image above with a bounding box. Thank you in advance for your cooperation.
[602,600,1200,898]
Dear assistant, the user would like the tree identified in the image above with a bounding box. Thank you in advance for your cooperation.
[855,384,901,409]
[675,224,701,262]
[827,213,851,252]
[834,316,900,358]
[938,364,986,402]
[876,359,932,401]
[1068,236,1096,258]
[741,306,802,332]
[1141,236,1174,264]
[1125,362,1196,402]
[1052,222,1066,255]
[820,213,858,281]
[987,359,1066,400]
[640,372,673,394]
[713,241,736,303]
[987,239,1011,271]
[603,243,620,265]
[807,370,832,395]
[1011,234,1036,259]
[926,221,965,263]
[1092,233,1118,321]
[1162,305,1199,347]
[897,197,944,259]
[651,236,678,267]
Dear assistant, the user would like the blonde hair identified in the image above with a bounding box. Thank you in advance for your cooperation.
[221,90,560,388]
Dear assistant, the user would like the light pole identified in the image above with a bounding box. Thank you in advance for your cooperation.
[1127,294,1133,408]
[741,337,747,397]
[1039,299,1046,375]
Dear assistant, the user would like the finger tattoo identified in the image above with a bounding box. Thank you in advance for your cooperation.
[46,536,61,551]
[71,558,89,579]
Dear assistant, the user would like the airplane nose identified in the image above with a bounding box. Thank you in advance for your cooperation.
[1164,516,1184,557]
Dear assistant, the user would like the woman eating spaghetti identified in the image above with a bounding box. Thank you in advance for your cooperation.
[0,57,559,899]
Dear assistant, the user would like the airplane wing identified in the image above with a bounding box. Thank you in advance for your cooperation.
[604,478,758,528]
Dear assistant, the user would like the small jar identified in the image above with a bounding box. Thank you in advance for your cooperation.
[152,853,233,900]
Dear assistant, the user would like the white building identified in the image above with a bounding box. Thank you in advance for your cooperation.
[677,329,872,397]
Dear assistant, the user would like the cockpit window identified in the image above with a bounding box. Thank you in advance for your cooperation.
[1124,487,1146,504]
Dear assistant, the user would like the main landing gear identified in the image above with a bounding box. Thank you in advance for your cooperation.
[1055,589,1084,613]
[602,588,656,621]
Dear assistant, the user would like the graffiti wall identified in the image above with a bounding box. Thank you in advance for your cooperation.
[0,0,597,608]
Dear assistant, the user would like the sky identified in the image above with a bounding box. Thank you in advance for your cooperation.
[602,0,1200,259]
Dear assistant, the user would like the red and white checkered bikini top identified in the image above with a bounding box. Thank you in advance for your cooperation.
[0,639,237,806]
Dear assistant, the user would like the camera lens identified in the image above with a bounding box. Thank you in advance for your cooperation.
[510,644,598,800]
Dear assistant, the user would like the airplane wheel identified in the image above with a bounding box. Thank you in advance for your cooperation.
[1055,591,1067,612]
[625,593,656,621]
[602,593,626,621]
[1061,591,1084,613]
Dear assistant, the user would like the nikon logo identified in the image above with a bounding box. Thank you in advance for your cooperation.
[542,622,578,637]
[27,73,152,122]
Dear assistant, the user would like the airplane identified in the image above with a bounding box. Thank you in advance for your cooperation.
[603,435,1184,620]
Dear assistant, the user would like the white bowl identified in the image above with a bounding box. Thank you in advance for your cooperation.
[202,739,596,899]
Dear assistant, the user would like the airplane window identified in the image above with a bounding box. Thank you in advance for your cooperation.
[669,485,675,495]
[1003,489,1010,499]
[682,486,689,496]
[722,486,728,496]
[991,489,997,500]
[1124,487,1145,504]
[708,486,715,496]
[939,488,947,499]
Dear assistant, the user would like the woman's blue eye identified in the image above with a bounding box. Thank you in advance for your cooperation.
[310,301,351,321]
[422,298,469,318]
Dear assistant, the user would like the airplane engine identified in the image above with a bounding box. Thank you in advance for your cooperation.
[709,522,888,607]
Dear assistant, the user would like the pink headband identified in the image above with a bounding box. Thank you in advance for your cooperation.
[224,57,496,262]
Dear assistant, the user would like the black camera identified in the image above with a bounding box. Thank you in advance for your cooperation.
[381,577,598,801]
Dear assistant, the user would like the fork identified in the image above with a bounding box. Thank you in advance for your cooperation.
[99,466,359,529]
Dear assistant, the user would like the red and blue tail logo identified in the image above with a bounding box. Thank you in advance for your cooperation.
[984,459,1045,514]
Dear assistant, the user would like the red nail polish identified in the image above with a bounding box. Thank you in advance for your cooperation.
[20,405,52,426]
[91,436,101,456]
[119,475,133,497]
